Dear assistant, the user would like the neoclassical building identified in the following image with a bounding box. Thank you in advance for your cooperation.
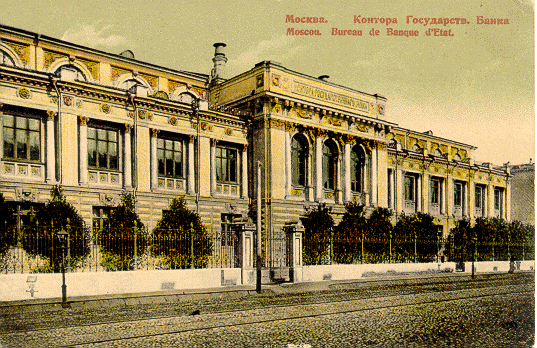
[0,25,511,267]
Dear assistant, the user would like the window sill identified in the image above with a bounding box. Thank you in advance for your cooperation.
[1,160,45,181]
[88,169,122,187]
[215,183,240,197]
[157,177,186,191]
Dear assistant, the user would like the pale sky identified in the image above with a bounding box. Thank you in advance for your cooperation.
[2,0,534,166]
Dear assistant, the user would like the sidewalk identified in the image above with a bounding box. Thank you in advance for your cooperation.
[1,271,528,313]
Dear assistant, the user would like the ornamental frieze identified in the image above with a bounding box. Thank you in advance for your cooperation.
[43,49,68,70]
[77,58,99,80]
[4,41,30,65]
[111,66,131,82]
[139,73,158,89]
[326,116,342,127]
[17,87,31,99]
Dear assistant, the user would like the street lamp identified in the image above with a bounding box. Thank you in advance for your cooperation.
[472,235,477,280]
[57,224,70,308]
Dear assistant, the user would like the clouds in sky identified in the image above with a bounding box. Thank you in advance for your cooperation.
[226,35,303,77]
[61,22,128,49]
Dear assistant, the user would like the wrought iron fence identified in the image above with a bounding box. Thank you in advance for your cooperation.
[304,235,535,265]
[0,225,240,274]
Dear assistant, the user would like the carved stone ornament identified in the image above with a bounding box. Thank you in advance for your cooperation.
[63,96,73,106]
[15,187,36,202]
[76,99,83,108]
[99,192,120,206]
[225,128,232,136]
[201,122,213,131]
[79,115,89,125]
[18,87,31,99]
[101,103,111,114]
[169,116,178,126]
[46,110,56,120]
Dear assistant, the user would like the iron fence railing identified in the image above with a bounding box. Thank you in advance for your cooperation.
[304,235,535,265]
[0,226,240,274]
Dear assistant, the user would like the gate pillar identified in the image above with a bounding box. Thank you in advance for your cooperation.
[235,219,256,285]
[285,221,304,283]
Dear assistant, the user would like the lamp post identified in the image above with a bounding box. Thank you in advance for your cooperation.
[57,225,69,308]
[472,235,477,280]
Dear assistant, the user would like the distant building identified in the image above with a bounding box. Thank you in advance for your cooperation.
[509,161,535,225]
[0,25,511,269]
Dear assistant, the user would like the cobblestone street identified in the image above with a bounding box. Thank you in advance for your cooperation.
[0,273,533,347]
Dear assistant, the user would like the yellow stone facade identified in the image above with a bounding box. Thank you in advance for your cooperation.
[0,25,510,264]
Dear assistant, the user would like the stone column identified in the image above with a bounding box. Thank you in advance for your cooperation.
[188,135,196,194]
[241,144,248,199]
[150,129,159,190]
[487,183,494,218]
[370,144,378,206]
[46,110,56,183]
[315,136,323,201]
[123,124,132,188]
[388,169,394,209]
[285,132,292,195]
[416,175,422,213]
[210,139,217,196]
[343,142,351,202]
[335,155,343,204]
[78,116,88,184]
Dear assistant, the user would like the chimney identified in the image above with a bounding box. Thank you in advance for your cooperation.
[211,43,227,84]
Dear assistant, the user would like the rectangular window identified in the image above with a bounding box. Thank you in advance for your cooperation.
[157,136,184,178]
[3,114,41,161]
[475,185,483,209]
[221,214,240,247]
[494,188,503,211]
[404,175,416,202]
[454,182,463,207]
[430,178,440,204]
[88,126,119,170]
[216,146,237,183]
[92,206,113,235]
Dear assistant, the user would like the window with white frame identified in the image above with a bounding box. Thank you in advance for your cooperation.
[404,174,417,202]
[3,113,41,162]
[430,178,440,205]
[322,140,337,190]
[454,182,464,207]
[494,187,503,212]
[475,185,486,216]
[350,145,365,192]
[87,125,119,170]
[216,146,238,184]
[291,134,307,187]
[157,136,184,178]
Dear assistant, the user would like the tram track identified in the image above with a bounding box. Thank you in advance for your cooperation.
[0,274,534,337]
[0,272,531,334]
[0,273,532,347]
[56,285,533,347]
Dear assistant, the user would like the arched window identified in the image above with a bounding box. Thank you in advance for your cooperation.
[177,92,195,104]
[0,50,15,67]
[54,64,86,81]
[350,145,365,192]
[291,134,307,187]
[323,140,338,190]
[119,78,150,95]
